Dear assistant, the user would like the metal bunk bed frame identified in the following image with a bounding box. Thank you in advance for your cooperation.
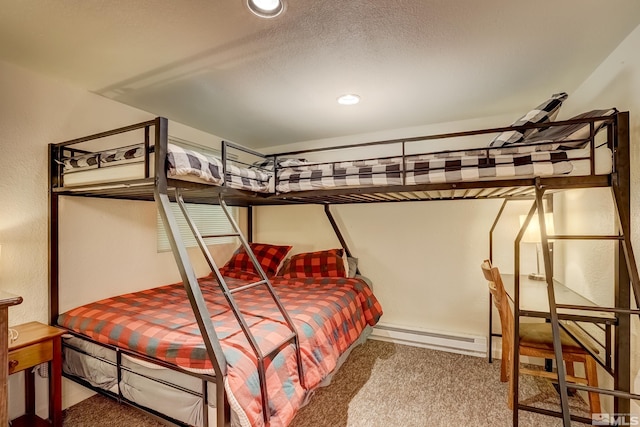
[49,112,637,427]
[49,117,293,427]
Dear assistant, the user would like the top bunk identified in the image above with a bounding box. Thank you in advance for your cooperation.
[49,108,630,206]
[49,117,279,207]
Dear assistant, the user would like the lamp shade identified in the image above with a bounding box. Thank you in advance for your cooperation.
[519,213,555,243]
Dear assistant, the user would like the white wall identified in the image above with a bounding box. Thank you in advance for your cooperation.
[0,59,239,418]
[555,22,640,414]
[258,202,496,335]
[0,60,146,325]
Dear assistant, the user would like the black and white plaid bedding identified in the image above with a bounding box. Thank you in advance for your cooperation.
[275,147,579,192]
[276,158,403,192]
[168,144,271,192]
[225,162,272,192]
[489,92,568,147]
[522,109,615,149]
[60,142,272,192]
[60,143,146,170]
[405,150,573,184]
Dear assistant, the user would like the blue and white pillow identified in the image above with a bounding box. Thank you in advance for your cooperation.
[489,92,568,147]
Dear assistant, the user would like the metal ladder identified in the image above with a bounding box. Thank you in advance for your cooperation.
[513,179,640,426]
[174,191,305,425]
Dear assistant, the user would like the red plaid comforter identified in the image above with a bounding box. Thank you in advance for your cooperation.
[58,273,383,427]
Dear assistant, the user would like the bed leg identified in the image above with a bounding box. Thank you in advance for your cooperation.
[216,377,230,427]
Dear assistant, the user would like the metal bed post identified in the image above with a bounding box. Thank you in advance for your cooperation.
[247,205,253,243]
[513,202,537,427]
[323,204,350,257]
[488,199,508,363]
[152,117,230,427]
[324,204,360,274]
[534,182,572,427]
[611,111,634,413]
[488,195,553,366]
[48,143,60,325]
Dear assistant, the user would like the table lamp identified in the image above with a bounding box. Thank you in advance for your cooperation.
[519,213,555,281]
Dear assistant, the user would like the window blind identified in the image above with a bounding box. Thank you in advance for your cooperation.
[157,203,238,252]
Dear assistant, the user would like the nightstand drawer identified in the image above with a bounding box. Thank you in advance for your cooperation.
[8,340,52,375]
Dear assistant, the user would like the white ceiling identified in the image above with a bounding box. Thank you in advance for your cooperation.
[1,1,639,148]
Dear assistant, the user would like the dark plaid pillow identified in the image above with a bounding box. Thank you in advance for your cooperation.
[62,153,99,169]
[222,243,292,277]
[250,157,309,171]
[280,249,346,278]
[523,109,616,149]
[489,92,568,147]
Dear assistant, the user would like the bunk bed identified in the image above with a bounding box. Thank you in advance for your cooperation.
[49,119,385,427]
[57,268,380,427]
[49,105,637,427]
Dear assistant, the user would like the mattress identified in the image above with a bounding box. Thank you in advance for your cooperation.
[63,334,218,426]
[60,143,272,193]
[58,273,383,427]
[274,143,612,193]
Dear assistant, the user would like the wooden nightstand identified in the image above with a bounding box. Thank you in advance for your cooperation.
[0,291,23,427]
[8,321,65,427]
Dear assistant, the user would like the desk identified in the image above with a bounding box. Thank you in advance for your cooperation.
[488,275,615,364]
[0,291,23,426]
[501,274,616,324]
[8,321,65,427]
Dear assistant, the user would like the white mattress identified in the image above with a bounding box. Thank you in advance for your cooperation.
[566,144,612,176]
[62,161,154,187]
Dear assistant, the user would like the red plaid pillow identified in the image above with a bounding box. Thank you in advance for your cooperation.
[222,243,292,277]
[280,249,346,278]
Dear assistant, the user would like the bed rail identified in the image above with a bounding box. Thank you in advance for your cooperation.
[49,118,273,206]
[274,114,617,157]
[49,112,621,206]
[268,112,618,204]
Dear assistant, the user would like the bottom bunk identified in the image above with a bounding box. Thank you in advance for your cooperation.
[57,271,383,427]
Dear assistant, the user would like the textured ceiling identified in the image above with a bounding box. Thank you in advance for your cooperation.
[1,1,639,147]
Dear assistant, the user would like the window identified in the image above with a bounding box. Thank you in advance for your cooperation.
[157,203,238,252]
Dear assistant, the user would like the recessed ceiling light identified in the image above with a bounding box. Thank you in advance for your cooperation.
[247,0,284,18]
[337,94,361,106]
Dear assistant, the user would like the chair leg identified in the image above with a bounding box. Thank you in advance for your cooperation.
[507,358,515,409]
[585,356,601,415]
[500,338,509,382]
[565,361,576,394]
[565,361,575,377]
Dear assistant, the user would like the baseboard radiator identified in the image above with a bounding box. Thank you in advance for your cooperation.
[369,323,487,358]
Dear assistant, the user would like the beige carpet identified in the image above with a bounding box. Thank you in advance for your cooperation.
[63,340,591,426]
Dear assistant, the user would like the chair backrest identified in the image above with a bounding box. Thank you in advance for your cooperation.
[481,260,514,357]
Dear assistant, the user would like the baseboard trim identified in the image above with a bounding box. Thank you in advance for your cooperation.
[370,323,487,358]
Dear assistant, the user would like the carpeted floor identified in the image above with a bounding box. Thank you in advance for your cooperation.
[63,340,591,426]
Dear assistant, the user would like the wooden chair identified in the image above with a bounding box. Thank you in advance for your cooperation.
[481,260,601,414]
